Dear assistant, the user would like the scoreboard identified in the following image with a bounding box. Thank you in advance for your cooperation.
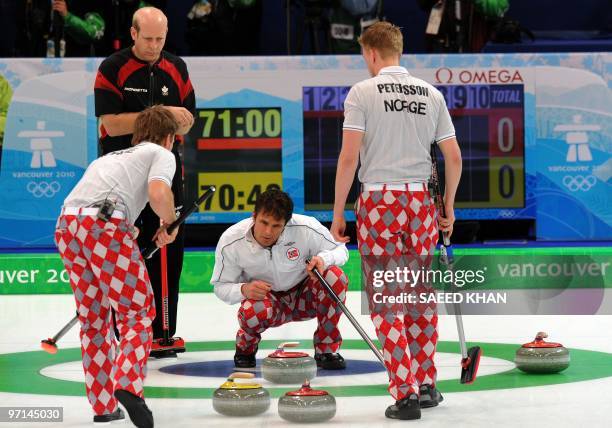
[302,83,525,212]
[303,86,360,211]
[184,107,282,216]
[182,82,526,221]
[436,84,524,208]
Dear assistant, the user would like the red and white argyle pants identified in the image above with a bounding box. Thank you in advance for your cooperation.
[356,188,439,400]
[54,214,155,416]
[236,266,348,354]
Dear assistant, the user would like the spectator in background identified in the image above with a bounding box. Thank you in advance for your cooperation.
[185,0,216,54]
[0,75,12,166]
[417,0,508,53]
[417,0,458,52]
[0,0,19,57]
[186,0,262,55]
[17,0,51,57]
[51,0,109,57]
[15,0,108,57]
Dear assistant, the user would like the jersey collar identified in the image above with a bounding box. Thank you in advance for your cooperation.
[378,66,410,76]
[244,223,265,254]
[129,46,164,66]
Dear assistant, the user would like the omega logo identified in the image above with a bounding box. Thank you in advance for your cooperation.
[435,68,524,84]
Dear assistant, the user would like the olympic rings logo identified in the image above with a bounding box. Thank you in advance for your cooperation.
[27,181,61,198]
[499,210,515,218]
[562,175,596,192]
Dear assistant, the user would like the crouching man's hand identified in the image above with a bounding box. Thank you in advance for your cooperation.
[305,256,325,280]
[241,280,272,300]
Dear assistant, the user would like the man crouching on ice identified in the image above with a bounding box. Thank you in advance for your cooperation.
[211,189,349,370]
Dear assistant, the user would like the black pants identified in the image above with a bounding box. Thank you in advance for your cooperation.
[104,142,184,339]
[136,201,184,339]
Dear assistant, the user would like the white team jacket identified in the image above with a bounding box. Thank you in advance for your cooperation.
[211,213,349,305]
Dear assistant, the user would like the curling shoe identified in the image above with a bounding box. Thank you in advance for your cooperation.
[93,408,125,424]
[315,352,346,370]
[419,384,444,408]
[234,346,257,368]
[385,393,421,420]
[114,390,153,428]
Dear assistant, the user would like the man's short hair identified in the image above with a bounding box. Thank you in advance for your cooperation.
[132,15,141,32]
[131,105,178,146]
[358,21,403,59]
[254,189,293,223]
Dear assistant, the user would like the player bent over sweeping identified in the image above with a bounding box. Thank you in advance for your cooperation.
[54,106,180,428]
[211,189,350,370]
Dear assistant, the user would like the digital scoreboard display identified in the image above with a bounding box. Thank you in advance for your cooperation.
[303,86,360,211]
[436,84,524,208]
[302,84,525,213]
[184,107,282,217]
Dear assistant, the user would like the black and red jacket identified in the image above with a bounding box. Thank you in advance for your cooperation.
[94,47,196,153]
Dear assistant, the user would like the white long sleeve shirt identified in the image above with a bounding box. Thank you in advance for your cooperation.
[211,214,349,305]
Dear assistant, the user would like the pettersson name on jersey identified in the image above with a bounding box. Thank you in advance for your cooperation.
[377,83,430,96]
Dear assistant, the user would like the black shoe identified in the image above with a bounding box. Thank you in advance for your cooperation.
[234,347,257,368]
[93,408,125,423]
[385,394,421,420]
[114,389,153,428]
[419,384,444,408]
[315,352,346,370]
[149,349,177,359]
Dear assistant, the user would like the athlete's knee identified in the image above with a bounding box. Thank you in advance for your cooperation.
[323,266,348,297]
[238,298,274,327]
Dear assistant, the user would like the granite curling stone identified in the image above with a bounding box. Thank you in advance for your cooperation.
[212,372,271,416]
[278,381,336,423]
[515,332,570,373]
[262,342,317,384]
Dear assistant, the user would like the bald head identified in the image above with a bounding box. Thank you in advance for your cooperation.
[132,7,167,32]
[130,7,168,64]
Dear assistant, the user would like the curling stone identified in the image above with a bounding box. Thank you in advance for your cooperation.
[278,381,336,423]
[262,342,317,384]
[515,332,570,373]
[212,372,270,416]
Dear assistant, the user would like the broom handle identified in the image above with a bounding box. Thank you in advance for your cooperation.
[142,186,216,259]
[454,296,468,358]
[439,243,468,359]
[308,263,386,367]
[52,313,79,342]
[431,143,469,360]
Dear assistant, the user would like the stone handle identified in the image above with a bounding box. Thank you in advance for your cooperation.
[230,372,255,379]
[279,341,300,349]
